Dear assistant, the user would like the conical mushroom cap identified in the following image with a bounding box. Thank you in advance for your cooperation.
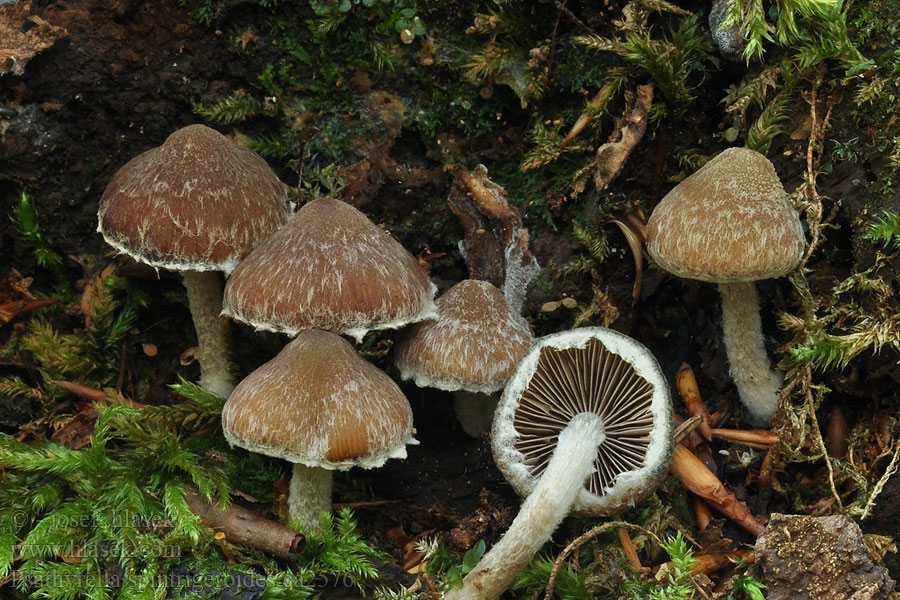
[395,279,533,394]
[97,124,292,274]
[222,198,437,341]
[646,147,805,283]
[492,327,673,516]
[221,329,416,470]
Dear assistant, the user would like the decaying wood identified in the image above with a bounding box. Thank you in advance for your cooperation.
[446,168,507,287]
[0,0,68,76]
[0,298,58,327]
[445,164,538,311]
[182,486,305,559]
[50,405,98,450]
[591,83,654,192]
[676,364,712,441]
[49,381,146,449]
[669,444,765,536]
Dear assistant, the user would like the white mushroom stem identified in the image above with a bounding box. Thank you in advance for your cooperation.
[444,412,606,600]
[718,281,784,425]
[288,463,333,532]
[452,391,499,438]
[182,270,234,398]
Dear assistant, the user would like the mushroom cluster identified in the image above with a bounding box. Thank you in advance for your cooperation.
[97,125,678,584]
[217,197,439,528]
[99,127,436,530]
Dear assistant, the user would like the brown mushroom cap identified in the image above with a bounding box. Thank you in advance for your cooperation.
[221,329,416,470]
[97,124,293,274]
[395,279,533,394]
[221,197,437,340]
[492,327,673,516]
[645,147,805,283]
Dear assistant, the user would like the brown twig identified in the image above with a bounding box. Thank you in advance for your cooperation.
[51,380,109,403]
[676,364,712,441]
[709,428,779,450]
[616,525,642,571]
[657,549,754,578]
[182,486,305,559]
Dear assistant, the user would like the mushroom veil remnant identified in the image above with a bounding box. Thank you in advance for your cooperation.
[646,147,805,424]
[222,198,437,342]
[97,124,292,397]
[221,329,416,530]
[394,279,533,436]
[446,327,673,600]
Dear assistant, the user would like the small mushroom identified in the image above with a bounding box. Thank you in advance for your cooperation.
[97,124,292,397]
[446,327,673,600]
[394,279,533,436]
[221,198,437,342]
[221,329,416,530]
[645,147,806,424]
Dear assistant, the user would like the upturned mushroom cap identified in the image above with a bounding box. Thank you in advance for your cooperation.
[221,329,416,470]
[394,279,534,394]
[221,198,437,341]
[97,124,292,274]
[492,327,673,516]
[645,147,805,283]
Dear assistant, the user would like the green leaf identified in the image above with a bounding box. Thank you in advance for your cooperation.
[461,539,485,573]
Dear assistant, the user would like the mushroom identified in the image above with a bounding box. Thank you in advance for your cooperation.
[394,279,533,436]
[97,124,292,397]
[645,147,806,424]
[446,327,673,600]
[221,329,416,530]
[221,197,437,342]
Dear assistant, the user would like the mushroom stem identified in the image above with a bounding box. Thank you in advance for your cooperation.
[452,391,499,438]
[288,463,333,532]
[445,412,606,600]
[182,270,234,398]
[718,281,783,425]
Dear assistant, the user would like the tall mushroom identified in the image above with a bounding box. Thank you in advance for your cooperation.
[394,279,533,436]
[221,197,437,342]
[97,124,292,397]
[221,329,416,530]
[645,147,806,424]
[446,327,673,600]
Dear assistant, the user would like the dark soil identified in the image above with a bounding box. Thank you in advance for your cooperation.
[2,0,899,596]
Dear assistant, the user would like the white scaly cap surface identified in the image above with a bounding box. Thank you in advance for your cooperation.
[492,327,673,516]
[97,124,292,275]
[395,279,534,394]
[221,329,417,471]
[222,198,437,342]
[646,147,805,283]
